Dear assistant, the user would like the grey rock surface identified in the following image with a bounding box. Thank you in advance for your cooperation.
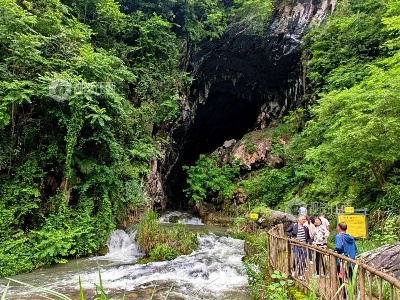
[358,242,400,279]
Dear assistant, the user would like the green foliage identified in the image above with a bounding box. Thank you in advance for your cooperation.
[136,210,163,255]
[244,262,265,299]
[303,0,386,92]
[374,182,400,216]
[267,271,293,300]
[245,143,257,154]
[382,0,400,52]
[301,51,400,201]
[231,0,273,31]
[183,154,240,202]
[0,0,191,276]
[243,232,269,299]
[240,163,312,207]
[371,216,400,245]
[149,243,179,261]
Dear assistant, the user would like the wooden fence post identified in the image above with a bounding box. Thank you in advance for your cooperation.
[286,239,291,277]
[359,264,366,300]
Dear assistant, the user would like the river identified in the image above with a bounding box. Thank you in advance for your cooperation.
[0,212,250,300]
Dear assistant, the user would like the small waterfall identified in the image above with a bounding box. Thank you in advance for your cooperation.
[106,229,140,255]
[92,229,143,262]
[159,211,204,225]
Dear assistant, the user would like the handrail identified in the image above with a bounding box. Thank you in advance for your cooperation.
[266,223,400,300]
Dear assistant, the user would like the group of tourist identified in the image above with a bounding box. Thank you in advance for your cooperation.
[285,207,357,286]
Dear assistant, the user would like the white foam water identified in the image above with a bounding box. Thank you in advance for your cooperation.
[159,211,204,225]
[79,233,248,299]
[1,231,249,299]
[91,229,143,262]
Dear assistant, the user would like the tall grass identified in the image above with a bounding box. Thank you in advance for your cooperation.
[1,282,9,300]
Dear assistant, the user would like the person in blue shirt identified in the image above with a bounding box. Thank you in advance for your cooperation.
[334,222,358,299]
[334,222,357,259]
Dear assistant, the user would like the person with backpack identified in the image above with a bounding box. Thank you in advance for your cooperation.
[334,222,358,299]
[285,215,312,280]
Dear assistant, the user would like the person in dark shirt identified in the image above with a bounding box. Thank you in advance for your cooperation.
[286,215,312,280]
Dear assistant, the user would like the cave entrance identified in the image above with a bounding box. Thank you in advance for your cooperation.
[165,81,262,209]
[162,18,304,210]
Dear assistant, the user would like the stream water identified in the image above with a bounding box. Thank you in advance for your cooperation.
[0,212,250,300]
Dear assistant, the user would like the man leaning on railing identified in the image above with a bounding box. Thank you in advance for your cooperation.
[285,215,312,280]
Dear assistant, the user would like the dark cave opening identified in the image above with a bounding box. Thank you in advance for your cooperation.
[165,81,263,209]
[184,89,261,166]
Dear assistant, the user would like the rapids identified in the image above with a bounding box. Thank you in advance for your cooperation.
[0,213,250,300]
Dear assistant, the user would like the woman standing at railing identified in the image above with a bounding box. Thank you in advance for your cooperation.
[304,215,316,264]
[313,217,330,278]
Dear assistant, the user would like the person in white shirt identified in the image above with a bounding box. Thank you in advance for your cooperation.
[319,213,330,231]
[313,217,330,277]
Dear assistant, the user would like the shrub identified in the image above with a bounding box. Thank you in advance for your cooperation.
[136,211,198,262]
[183,155,240,202]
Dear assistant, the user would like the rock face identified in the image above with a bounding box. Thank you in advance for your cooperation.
[194,201,234,225]
[358,242,400,279]
[212,131,284,170]
[147,0,338,210]
[257,209,297,230]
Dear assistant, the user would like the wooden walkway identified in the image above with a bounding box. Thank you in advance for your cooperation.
[266,224,400,300]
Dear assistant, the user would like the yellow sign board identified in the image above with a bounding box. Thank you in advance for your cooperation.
[338,214,367,238]
[249,213,259,220]
[344,207,355,213]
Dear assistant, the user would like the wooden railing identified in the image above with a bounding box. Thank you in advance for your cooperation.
[267,224,400,300]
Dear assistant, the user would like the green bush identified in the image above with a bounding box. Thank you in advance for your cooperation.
[136,211,198,262]
[183,155,240,202]
[149,243,179,261]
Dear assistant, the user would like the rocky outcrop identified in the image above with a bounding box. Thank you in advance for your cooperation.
[233,188,248,205]
[194,201,235,225]
[358,242,400,279]
[257,209,297,230]
[212,130,284,170]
